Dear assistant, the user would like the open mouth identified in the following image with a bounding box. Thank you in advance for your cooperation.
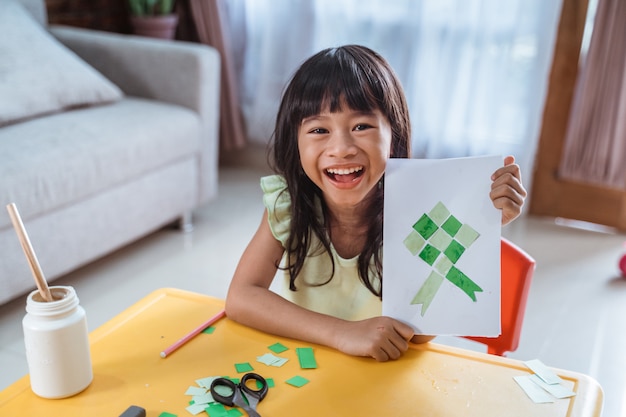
[325,166,364,183]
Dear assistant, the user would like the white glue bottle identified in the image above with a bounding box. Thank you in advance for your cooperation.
[23,285,93,398]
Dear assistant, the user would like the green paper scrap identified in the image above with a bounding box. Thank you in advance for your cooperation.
[404,201,484,315]
[418,244,440,266]
[296,347,318,369]
[268,342,289,353]
[412,213,438,240]
[258,378,275,389]
[234,362,254,373]
[429,229,453,252]
[434,255,453,276]
[158,413,177,417]
[441,215,462,237]
[286,375,310,387]
[411,271,444,315]
[428,201,450,225]
[202,326,216,334]
[226,409,244,417]
[455,223,480,246]
[444,240,465,263]
[205,403,230,417]
[446,266,483,301]
[403,230,426,256]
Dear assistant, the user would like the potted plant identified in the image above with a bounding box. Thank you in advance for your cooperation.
[128,0,179,40]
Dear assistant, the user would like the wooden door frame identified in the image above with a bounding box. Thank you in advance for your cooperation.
[529,0,626,230]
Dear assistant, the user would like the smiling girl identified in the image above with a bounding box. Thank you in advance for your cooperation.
[225,45,527,361]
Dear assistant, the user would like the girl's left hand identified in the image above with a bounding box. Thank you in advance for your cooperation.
[490,156,527,225]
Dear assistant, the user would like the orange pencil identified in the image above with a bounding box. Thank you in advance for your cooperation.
[160,309,226,358]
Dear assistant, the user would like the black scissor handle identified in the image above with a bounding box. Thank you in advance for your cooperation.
[240,373,268,401]
[210,377,237,406]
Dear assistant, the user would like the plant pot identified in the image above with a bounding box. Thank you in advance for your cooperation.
[130,14,179,40]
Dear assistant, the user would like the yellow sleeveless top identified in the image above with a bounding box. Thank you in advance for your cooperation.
[261,175,382,321]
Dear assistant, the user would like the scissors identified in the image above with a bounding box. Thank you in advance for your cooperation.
[210,372,268,417]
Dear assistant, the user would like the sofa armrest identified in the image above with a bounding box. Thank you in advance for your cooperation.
[49,25,221,203]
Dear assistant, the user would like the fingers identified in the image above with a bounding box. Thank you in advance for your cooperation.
[334,317,414,361]
[371,320,412,361]
[491,156,527,225]
[410,334,435,344]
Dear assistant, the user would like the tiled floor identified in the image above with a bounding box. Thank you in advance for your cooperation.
[1,153,625,416]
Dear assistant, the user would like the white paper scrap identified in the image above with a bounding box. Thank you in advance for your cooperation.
[257,353,289,367]
[514,375,556,403]
[186,403,208,415]
[529,374,576,399]
[184,386,208,396]
[195,376,221,389]
[524,359,563,385]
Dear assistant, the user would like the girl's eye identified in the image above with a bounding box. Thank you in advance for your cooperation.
[354,124,372,131]
[309,127,328,134]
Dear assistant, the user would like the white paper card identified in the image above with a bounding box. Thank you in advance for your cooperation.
[382,156,502,335]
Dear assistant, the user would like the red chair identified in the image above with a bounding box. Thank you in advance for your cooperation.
[463,237,536,356]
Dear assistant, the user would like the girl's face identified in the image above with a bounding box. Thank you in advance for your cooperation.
[297,104,392,210]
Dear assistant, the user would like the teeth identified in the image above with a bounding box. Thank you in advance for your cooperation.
[326,166,363,175]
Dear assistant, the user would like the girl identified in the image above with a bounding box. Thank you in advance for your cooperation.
[225,45,527,362]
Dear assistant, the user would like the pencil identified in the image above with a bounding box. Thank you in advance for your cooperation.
[160,309,226,358]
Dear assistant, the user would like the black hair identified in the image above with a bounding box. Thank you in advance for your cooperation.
[268,44,411,298]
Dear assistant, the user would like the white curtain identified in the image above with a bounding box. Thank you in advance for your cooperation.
[225,0,562,186]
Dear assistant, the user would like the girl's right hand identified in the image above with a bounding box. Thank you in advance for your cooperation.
[333,317,415,361]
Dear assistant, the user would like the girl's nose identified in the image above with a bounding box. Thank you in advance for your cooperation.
[327,130,357,157]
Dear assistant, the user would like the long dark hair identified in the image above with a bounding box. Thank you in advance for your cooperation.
[268,45,411,298]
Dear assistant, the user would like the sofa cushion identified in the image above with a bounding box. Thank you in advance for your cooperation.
[0,98,201,228]
[0,0,123,127]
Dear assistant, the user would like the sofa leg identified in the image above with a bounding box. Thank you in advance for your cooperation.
[178,211,194,233]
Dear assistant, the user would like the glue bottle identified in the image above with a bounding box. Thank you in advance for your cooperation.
[23,285,93,398]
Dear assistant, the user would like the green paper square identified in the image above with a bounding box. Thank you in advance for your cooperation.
[418,244,441,266]
[286,375,310,387]
[412,214,438,240]
[158,413,177,417]
[429,228,452,251]
[428,201,450,225]
[258,378,275,389]
[202,326,216,334]
[205,403,229,417]
[403,230,426,256]
[296,347,318,369]
[268,342,289,354]
[441,215,462,237]
[234,362,254,373]
[444,240,465,263]
[434,255,453,275]
[455,224,480,247]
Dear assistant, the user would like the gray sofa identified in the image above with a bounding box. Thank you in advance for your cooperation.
[0,0,221,305]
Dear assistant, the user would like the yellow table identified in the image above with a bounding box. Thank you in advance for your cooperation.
[0,288,603,416]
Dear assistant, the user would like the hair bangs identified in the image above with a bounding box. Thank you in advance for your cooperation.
[290,48,382,123]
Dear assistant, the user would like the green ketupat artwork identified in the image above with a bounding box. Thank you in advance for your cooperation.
[403,201,482,316]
